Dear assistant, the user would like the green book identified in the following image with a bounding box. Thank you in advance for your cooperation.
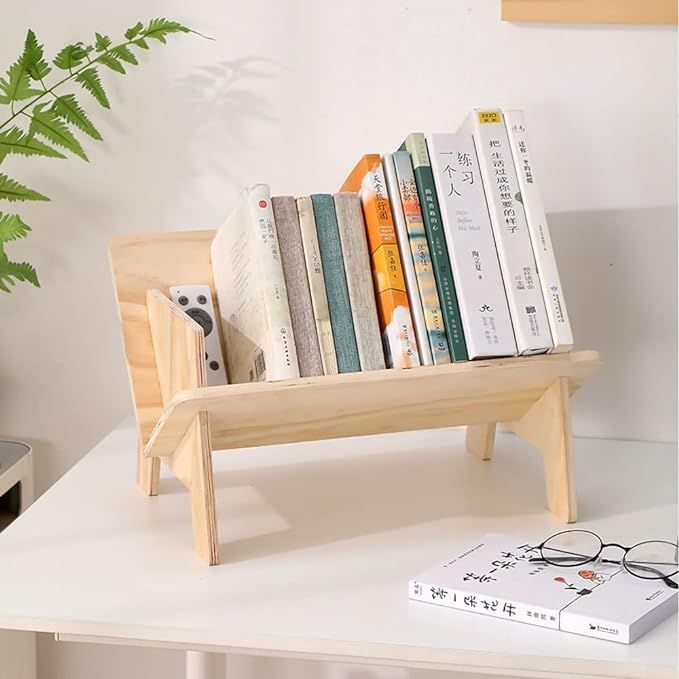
[400,134,468,361]
[310,194,361,373]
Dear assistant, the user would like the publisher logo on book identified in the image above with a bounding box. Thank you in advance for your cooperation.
[588,623,619,636]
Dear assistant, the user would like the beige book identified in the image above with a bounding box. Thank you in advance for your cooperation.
[333,193,385,371]
[296,197,339,375]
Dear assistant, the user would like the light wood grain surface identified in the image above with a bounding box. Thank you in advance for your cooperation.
[502,0,677,24]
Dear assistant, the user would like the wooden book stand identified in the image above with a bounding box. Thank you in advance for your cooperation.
[110,230,600,565]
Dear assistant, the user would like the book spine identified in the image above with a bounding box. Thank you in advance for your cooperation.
[355,157,420,368]
[247,185,300,381]
[408,579,559,631]
[403,133,468,362]
[296,197,339,375]
[272,196,324,377]
[503,110,573,353]
[427,132,517,359]
[333,193,386,371]
[383,153,433,366]
[391,150,452,366]
[467,110,552,355]
[310,194,361,374]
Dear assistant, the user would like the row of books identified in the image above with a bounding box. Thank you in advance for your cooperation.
[209,108,573,383]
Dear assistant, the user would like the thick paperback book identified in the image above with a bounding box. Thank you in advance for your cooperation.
[464,110,552,355]
[409,534,677,644]
[210,184,299,383]
[427,132,516,359]
[341,155,420,368]
[503,109,573,353]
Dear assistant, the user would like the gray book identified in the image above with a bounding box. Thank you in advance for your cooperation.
[310,194,361,373]
[333,193,385,371]
[272,196,323,377]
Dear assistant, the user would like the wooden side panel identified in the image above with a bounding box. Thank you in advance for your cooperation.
[144,351,600,459]
[146,288,220,565]
[502,0,677,24]
[510,378,576,522]
[109,230,216,445]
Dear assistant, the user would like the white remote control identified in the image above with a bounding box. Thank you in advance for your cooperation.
[169,285,228,386]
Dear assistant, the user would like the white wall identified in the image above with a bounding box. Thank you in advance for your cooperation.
[0,1,676,677]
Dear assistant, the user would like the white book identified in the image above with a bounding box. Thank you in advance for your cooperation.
[210,184,299,383]
[383,152,433,366]
[503,110,574,353]
[464,110,552,355]
[296,197,339,375]
[410,534,677,644]
[427,132,516,359]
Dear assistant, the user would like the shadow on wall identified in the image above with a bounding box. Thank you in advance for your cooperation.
[549,205,677,443]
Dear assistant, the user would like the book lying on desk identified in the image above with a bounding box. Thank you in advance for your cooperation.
[409,534,677,644]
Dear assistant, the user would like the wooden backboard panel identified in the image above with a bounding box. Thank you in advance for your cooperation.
[109,230,216,444]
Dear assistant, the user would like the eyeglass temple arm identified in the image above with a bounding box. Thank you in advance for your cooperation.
[600,559,679,588]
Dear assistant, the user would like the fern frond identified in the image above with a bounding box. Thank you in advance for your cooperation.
[142,18,190,44]
[0,126,66,163]
[0,173,49,202]
[23,30,51,81]
[94,33,112,52]
[75,68,110,108]
[0,252,39,292]
[0,212,31,243]
[99,52,126,75]
[111,45,138,65]
[132,38,149,50]
[0,57,43,105]
[28,104,87,160]
[124,22,144,40]
[53,43,89,70]
[50,93,101,140]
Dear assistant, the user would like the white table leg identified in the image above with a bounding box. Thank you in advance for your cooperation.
[186,650,225,679]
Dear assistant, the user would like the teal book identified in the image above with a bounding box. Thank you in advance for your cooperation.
[401,133,468,361]
[310,194,361,373]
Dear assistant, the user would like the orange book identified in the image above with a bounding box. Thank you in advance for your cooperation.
[341,155,420,368]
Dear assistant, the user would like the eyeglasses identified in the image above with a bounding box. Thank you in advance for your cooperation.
[530,530,678,589]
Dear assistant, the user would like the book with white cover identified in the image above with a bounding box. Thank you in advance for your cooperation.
[296,197,339,375]
[503,109,574,353]
[383,152,433,366]
[463,110,552,355]
[410,534,677,644]
[210,184,299,383]
[427,132,516,359]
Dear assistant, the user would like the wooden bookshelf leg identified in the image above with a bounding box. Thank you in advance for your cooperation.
[466,423,496,461]
[509,377,576,523]
[137,441,160,496]
[168,412,220,566]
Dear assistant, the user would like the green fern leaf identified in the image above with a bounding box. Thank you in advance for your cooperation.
[111,45,138,65]
[23,30,52,81]
[143,18,190,44]
[125,21,144,40]
[75,68,110,108]
[0,57,43,104]
[94,33,112,51]
[0,126,66,163]
[29,104,88,160]
[53,43,89,70]
[0,173,49,202]
[98,52,126,74]
[50,93,102,141]
[0,212,31,243]
[132,38,149,50]
[0,252,39,292]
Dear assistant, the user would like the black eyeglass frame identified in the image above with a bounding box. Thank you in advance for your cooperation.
[530,529,679,589]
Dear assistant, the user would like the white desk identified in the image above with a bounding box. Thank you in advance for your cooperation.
[0,421,676,679]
